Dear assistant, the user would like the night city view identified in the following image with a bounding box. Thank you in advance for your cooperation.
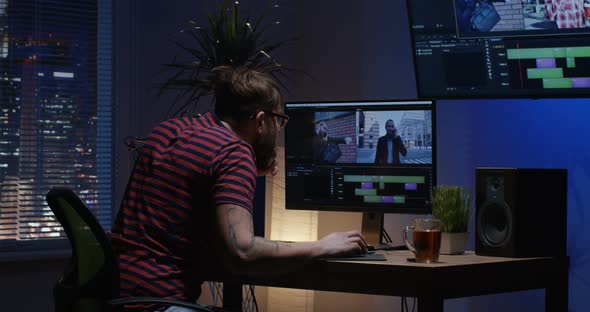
[0,0,111,248]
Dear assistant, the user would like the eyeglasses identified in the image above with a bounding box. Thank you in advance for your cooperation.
[262,110,290,129]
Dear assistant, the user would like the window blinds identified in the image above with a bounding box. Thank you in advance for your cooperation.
[0,0,112,251]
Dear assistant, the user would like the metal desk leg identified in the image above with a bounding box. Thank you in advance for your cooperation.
[223,282,242,311]
[417,295,443,312]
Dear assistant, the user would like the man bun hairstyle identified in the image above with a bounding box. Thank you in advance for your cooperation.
[212,66,283,121]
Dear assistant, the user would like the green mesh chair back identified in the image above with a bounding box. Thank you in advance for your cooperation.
[47,187,221,312]
[47,187,119,312]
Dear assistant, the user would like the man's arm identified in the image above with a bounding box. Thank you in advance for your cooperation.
[327,136,347,144]
[396,136,407,156]
[212,203,367,276]
[313,135,325,163]
[374,137,382,164]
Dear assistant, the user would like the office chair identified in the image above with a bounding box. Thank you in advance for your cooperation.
[46,187,220,312]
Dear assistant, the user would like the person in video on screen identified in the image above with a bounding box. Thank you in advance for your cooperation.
[313,120,353,163]
[455,0,478,32]
[545,0,585,29]
[110,66,367,311]
[374,119,407,165]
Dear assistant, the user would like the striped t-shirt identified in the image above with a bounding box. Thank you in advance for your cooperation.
[110,112,257,310]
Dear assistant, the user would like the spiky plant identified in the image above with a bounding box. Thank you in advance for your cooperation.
[159,0,299,117]
[431,185,472,233]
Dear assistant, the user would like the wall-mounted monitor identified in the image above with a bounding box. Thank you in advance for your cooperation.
[406,0,590,98]
[284,99,436,214]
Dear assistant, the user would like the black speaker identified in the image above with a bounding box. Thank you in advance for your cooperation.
[475,168,567,258]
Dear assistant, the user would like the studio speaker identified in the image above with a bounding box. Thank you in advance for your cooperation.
[475,168,567,258]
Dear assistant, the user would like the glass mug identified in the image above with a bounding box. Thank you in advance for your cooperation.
[403,219,442,263]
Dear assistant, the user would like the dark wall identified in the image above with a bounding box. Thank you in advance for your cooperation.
[275,1,416,102]
[0,258,67,311]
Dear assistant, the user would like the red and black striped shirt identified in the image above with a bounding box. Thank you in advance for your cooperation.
[111,112,256,310]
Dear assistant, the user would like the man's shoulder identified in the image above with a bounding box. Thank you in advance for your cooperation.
[166,116,239,144]
[152,116,249,152]
[190,127,253,160]
[198,123,236,140]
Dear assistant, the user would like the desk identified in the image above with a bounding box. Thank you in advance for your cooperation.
[207,251,569,312]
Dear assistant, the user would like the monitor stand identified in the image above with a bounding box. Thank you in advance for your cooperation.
[361,212,383,246]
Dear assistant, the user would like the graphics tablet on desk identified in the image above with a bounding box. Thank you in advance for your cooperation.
[321,253,386,261]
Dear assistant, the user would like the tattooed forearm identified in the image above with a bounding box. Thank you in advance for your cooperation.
[253,237,279,255]
[225,206,265,259]
[223,205,299,264]
[226,206,254,252]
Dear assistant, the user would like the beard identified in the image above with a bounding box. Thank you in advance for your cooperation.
[253,129,278,175]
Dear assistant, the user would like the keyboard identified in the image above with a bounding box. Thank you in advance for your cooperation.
[367,244,408,252]
[321,252,386,261]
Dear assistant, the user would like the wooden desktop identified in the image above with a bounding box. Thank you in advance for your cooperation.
[206,251,569,312]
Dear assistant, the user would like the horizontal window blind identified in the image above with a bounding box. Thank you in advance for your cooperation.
[0,0,112,252]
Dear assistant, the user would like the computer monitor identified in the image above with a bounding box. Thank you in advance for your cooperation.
[406,0,590,98]
[284,99,436,215]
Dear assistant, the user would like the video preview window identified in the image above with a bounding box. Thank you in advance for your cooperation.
[456,0,590,38]
[288,109,433,165]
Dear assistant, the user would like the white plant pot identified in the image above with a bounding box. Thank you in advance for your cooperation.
[440,232,468,255]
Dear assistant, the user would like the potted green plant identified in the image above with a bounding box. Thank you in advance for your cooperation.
[158,0,299,117]
[431,185,472,255]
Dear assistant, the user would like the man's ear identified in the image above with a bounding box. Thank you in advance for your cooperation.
[254,111,266,135]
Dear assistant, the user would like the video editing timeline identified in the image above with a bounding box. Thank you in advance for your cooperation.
[507,45,590,89]
[345,174,425,205]
[407,0,590,98]
[286,165,432,212]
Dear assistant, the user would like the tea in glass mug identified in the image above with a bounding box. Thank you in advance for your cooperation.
[403,219,442,263]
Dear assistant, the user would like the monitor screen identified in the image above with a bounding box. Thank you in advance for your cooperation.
[406,0,590,98]
[284,100,436,214]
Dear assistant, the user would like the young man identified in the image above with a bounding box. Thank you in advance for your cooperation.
[111,66,367,311]
[313,120,353,163]
[374,119,407,165]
